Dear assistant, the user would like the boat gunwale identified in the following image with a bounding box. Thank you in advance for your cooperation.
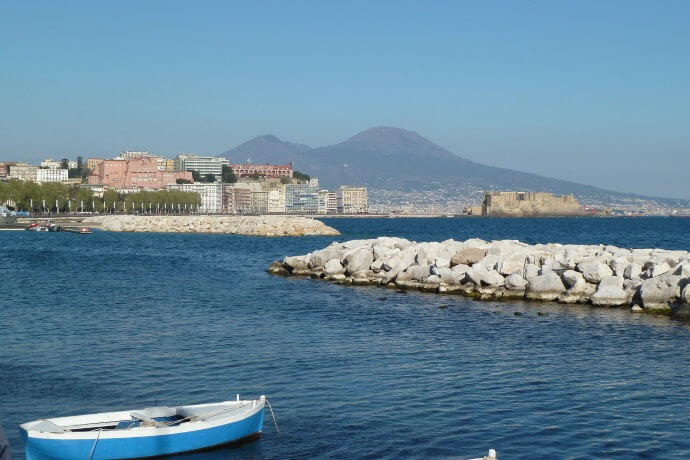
[21,399,265,441]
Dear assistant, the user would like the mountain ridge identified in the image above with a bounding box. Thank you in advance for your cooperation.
[220,127,686,203]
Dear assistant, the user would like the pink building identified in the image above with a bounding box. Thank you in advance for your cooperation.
[87,157,192,189]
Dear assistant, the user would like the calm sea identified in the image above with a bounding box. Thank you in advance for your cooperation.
[1,217,690,459]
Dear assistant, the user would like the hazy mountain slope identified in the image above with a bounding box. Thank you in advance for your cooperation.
[220,127,674,201]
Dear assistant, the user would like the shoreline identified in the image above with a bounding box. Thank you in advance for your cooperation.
[269,237,690,318]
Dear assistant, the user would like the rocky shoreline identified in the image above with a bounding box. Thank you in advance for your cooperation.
[269,237,690,317]
[89,215,340,236]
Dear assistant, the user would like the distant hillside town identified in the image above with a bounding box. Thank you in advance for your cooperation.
[0,152,368,215]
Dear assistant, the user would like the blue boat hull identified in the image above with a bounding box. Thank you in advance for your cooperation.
[20,408,264,460]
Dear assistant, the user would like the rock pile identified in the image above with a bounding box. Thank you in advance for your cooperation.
[90,215,340,236]
[269,237,690,315]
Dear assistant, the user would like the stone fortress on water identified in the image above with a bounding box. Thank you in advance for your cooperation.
[469,191,583,217]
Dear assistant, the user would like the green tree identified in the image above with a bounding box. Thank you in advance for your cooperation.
[176,178,192,184]
[249,172,261,180]
[221,165,237,183]
[191,170,201,182]
[205,173,216,183]
[60,158,70,169]
[280,176,291,184]
[293,170,310,182]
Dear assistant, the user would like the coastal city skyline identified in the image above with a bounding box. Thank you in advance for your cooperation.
[2,1,689,199]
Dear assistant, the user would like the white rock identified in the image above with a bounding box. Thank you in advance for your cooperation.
[526,272,567,301]
[631,304,644,313]
[451,264,470,275]
[324,258,345,276]
[505,274,528,291]
[581,262,613,284]
[648,262,671,278]
[623,263,642,280]
[591,276,628,306]
[465,265,489,286]
[405,264,431,281]
[640,274,682,312]
[344,248,374,275]
[562,270,584,289]
[434,257,451,269]
[481,270,505,287]
[524,263,540,280]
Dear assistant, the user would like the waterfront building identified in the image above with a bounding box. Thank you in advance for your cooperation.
[477,191,582,217]
[251,191,269,214]
[267,183,286,214]
[36,168,68,183]
[318,190,338,214]
[285,183,318,214]
[229,163,292,179]
[8,163,38,181]
[337,186,368,214]
[87,157,191,189]
[166,183,222,213]
[233,188,252,213]
[174,154,228,178]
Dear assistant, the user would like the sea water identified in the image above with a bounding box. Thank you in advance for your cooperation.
[1,217,690,459]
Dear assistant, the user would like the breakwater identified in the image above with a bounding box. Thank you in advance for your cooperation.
[89,215,339,236]
[269,237,690,315]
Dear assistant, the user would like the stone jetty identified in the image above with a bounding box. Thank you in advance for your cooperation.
[89,215,339,236]
[269,237,690,316]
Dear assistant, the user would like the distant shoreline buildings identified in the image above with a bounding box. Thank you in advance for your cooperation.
[468,191,583,217]
[0,151,368,215]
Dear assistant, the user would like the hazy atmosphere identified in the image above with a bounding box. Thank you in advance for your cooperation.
[1,0,688,198]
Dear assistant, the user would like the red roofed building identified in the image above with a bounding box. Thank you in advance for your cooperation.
[229,163,292,178]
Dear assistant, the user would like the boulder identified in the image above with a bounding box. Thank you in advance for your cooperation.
[591,276,628,306]
[524,263,540,280]
[451,263,470,275]
[481,270,505,287]
[370,259,385,273]
[308,248,342,269]
[682,284,690,304]
[283,255,309,273]
[623,263,642,280]
[562,270,584,289]
[640,275,683,312]
[631,305,644,313]
[373,245,398,261]
[324,258,346,276]
[451,248,487,267]
[581,262,613,284]
[647,262,671,278]
[609,257,630,276]
[496,256,525,276]
[416,242,442,266]
[674,263,690,277]
[405,264,432,282]
[432,267,457,284]
[526,272,567,301]
[465,265,489,286]
[505,274,528,291]
[344,248,374,275]
[267,261,290,276]
[435,257,451,269]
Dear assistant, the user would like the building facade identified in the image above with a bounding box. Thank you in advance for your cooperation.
[167,183,222,213]
[36,168,68,183]
[175,154,228,178]
[267,184,286,214]
[8,163,38,181]
[87,157,191,189]
[478,191,582,217]
[86,158,104,171]
[285,183,318,214]
[338,186,368,214]
[229,163,292,179]
[318,190,338,214]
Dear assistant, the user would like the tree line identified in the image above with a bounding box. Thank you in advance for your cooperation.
[0,180,200,213]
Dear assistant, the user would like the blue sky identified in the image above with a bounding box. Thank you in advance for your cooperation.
[1,0,688,199]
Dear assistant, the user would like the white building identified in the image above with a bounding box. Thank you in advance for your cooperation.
[41,159,77,169]
[167,183,222,213]
[267,184,286,214]
[338,186,368,214]
[318,190,337,214]
[174,154,229,178]
[8,163,38,181]
[36,168,68,183]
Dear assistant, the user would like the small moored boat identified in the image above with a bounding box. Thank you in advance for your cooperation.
[20,395,265,459]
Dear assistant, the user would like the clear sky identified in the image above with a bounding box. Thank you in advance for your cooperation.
[1,0,688,199]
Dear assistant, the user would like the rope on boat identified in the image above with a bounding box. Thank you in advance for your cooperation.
[87,429,102,460]
[264,398,280,434]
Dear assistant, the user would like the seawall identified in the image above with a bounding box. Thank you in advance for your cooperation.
[269,237,690,316]
[89,215,340,236]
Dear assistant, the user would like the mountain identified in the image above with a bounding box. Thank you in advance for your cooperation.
[220,127,677,202]
[222,135,311,166]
